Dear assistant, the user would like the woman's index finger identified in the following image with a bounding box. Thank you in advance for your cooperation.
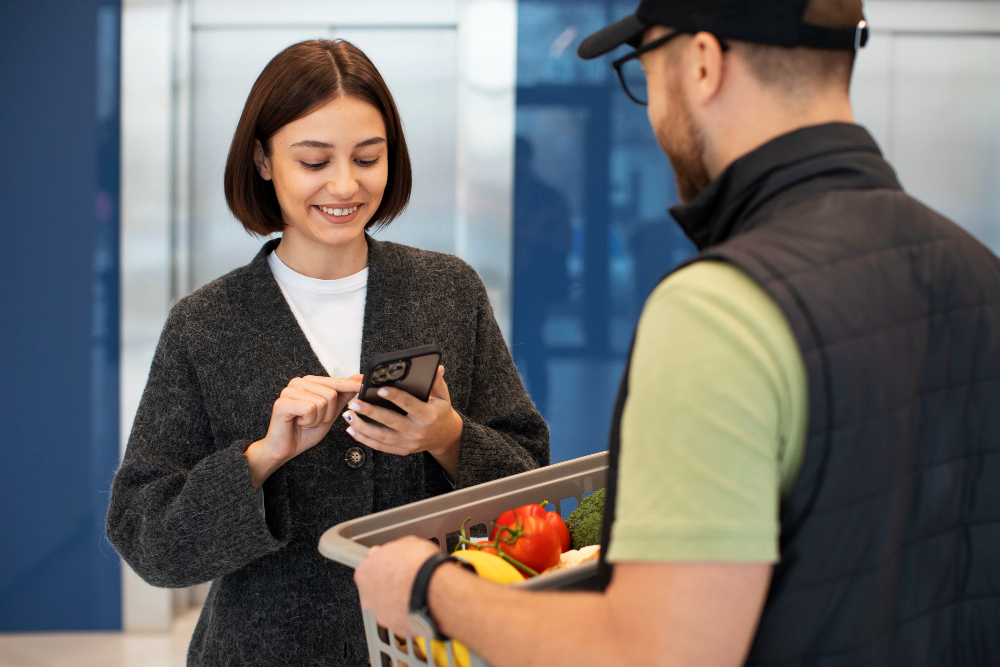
[308,375,363,394]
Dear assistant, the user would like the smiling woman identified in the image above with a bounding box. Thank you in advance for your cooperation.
[253,96,390,280]
[106,39,549,667]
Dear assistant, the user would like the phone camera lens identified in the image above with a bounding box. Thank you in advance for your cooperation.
[372,360,408,385]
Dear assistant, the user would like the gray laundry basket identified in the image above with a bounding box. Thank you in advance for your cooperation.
[318,451,608,667]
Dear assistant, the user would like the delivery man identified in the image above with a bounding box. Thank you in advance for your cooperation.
[354,0,1000,664]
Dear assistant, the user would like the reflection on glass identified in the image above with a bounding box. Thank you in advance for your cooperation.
[513,136,572,414]
[513,0,696,463]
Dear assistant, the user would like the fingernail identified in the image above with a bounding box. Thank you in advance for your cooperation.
[377,388,389,397]
[347,427,356,436]
[343,412,353,423]
[348,402,361,411]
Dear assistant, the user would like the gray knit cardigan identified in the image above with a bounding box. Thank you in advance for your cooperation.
[107,237,549,666]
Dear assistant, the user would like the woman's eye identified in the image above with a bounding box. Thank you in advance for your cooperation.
[301,161,328,170]
[355,157,380,167]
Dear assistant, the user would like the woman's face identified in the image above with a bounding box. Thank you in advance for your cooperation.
[255,95,389,250]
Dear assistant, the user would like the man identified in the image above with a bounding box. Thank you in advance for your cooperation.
[354,0,1000,665]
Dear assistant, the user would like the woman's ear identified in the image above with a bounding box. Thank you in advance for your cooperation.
[254,139,273,181]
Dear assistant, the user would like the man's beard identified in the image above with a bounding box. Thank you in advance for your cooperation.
[661,78,711,204]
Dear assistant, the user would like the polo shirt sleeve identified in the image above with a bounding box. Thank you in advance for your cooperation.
[605,260,808,564]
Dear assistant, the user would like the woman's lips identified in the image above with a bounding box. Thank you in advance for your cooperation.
[313,204,362,224]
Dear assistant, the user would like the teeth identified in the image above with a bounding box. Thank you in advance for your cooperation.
[319,205,358,217]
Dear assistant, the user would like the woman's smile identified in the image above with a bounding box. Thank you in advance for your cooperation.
[314,203,363,224]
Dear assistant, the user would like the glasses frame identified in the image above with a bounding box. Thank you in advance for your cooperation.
[611,31,730,106]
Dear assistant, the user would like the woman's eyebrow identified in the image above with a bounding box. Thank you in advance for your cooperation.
[290,140,332,149]
[289,138,386,149]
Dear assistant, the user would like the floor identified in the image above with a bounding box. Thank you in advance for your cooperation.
[0,608,199,667]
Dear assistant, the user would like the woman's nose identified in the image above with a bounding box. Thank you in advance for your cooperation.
[326,163,360,199]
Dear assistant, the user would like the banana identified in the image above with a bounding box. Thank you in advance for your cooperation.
[453,549,526,584]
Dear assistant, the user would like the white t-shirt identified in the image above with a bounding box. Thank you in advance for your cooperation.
[267,250,368,378]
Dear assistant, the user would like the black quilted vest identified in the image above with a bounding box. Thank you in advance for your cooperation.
[598,123,1000,665]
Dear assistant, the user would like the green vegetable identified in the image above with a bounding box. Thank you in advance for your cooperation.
[564,488,606,550]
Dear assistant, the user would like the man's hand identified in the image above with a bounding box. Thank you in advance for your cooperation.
[354,536,441,638]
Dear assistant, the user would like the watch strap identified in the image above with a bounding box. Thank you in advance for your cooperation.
[409,552,475,639]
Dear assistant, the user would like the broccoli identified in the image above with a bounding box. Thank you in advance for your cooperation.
[564,488,606,550]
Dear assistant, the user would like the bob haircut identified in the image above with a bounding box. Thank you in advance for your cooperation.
[225,39,412,235]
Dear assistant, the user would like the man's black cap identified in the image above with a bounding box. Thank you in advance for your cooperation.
[578,0,868,60]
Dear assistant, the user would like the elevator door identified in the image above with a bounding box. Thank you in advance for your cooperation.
[851,14,1000,257]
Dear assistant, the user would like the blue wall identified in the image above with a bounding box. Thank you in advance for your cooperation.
[512,0,695,463]
[0,0,122,631]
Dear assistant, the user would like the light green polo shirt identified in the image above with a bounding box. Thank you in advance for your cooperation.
[606,260,808,563]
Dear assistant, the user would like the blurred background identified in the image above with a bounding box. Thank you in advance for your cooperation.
[2,0,999,663]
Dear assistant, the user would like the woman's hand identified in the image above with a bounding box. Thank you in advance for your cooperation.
[342,366,463,480]
[245,374,363,490]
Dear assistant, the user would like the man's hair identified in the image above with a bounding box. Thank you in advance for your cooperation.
[225,39,412,236]
[733,0,864,95]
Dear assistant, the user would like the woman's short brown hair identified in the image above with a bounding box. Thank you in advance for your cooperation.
[225,39,412,235]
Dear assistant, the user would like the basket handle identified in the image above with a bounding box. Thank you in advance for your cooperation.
[319,526,439,638]
[318,525,369,569]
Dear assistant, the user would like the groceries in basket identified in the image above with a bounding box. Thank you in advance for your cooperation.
[412,501,605,667]
[318,451,608,667]
[564,487,606,550]
[490,501,571,552]
[452,491,607,579]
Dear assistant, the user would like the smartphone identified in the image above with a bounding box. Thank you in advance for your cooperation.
[358,344,442,418]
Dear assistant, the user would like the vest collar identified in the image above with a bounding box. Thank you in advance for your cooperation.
[670,122,900,250]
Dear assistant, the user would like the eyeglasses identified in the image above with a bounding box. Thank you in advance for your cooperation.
[611,32,730,106]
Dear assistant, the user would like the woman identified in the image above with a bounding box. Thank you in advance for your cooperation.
[107,39,548,666]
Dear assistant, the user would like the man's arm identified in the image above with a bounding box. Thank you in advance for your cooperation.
[355,536,771,667]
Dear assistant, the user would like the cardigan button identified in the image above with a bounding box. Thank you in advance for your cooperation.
[345,446,366,469]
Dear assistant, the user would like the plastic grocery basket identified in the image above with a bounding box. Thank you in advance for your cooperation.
[319,451,608,667]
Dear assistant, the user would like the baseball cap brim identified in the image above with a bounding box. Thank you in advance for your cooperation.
[577,13,648,60]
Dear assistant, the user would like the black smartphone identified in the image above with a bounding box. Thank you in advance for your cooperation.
[358,344,442,418]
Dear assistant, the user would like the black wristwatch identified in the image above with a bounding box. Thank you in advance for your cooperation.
[408,552,476,639]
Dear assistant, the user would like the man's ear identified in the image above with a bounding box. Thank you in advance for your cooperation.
[687,31,726,107]
[254,139,273,181]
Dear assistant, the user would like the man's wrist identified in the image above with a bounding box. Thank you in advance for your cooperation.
[423,558,489,643]
[409,553,475,639]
